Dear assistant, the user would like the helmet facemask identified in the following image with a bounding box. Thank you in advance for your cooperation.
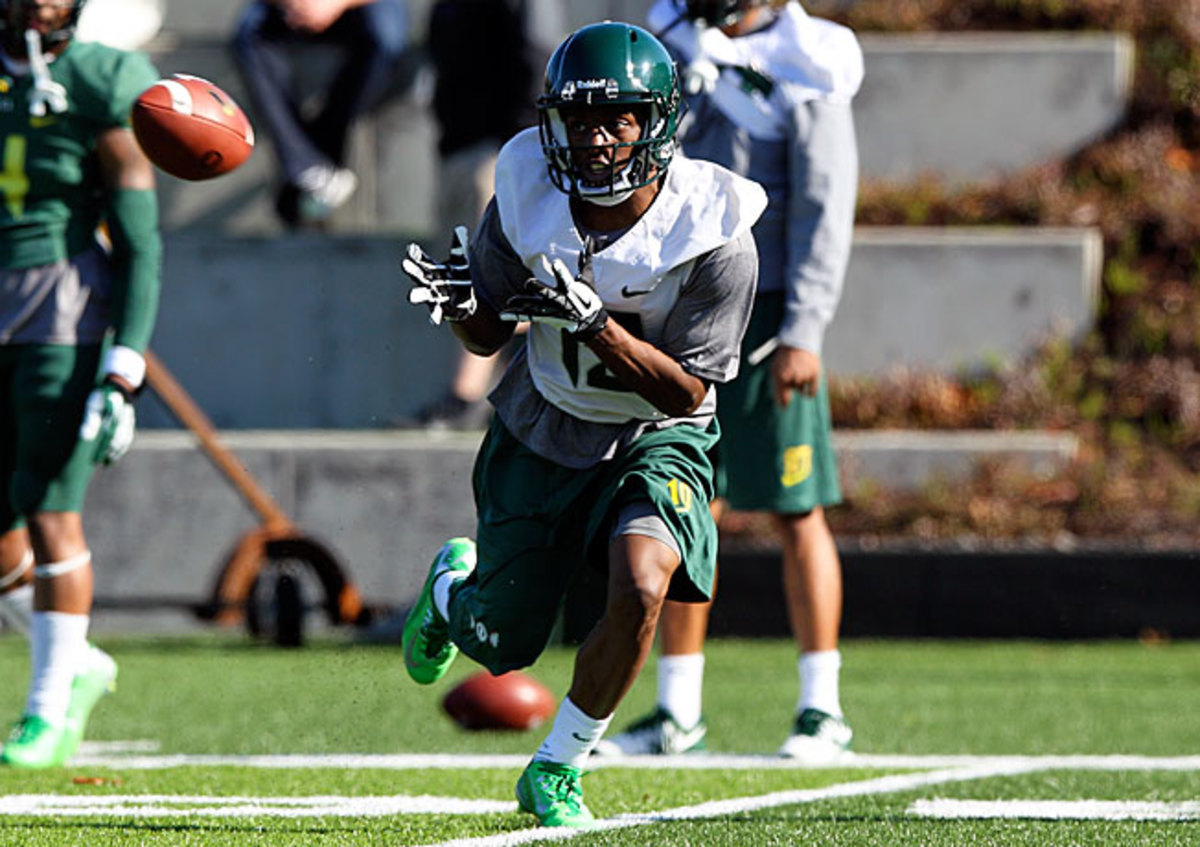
[540,98,678,207]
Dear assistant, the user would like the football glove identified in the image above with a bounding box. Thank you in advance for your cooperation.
[401,225,477,325]
[79,382,136,466]
[500,243,608,341]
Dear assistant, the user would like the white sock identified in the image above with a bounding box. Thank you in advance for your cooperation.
[535,697,612,769]
[0,583,33,635]
[657,653,705,728]
[798,650,843,718]
[26,611,90,724]
[431,570,467,622]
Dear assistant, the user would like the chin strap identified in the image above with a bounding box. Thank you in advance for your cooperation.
[25,29,68,117]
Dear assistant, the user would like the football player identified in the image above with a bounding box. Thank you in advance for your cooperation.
[597,0,863,761]
[400,21,765,827]
[0,0,161,767]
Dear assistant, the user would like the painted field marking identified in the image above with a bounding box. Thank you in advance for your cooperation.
[0,794,513,819]
[910,798,1200,821]
[44,751,1200,846]
[67,751,1200,772]
[414,762,1047,847]
[76,740,161,755]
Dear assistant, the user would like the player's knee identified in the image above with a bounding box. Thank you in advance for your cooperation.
[606,564,672,638]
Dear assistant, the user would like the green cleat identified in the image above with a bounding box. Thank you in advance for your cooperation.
[1,715,69,769]
[402,537,476,685]
[58,647,118,763]
[515,759,595,828]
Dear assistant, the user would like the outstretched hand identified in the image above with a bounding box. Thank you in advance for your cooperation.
[499,244,608,341]
[401,226,477,326]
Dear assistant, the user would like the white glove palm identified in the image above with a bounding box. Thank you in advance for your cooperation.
[79,384,136,465]
[401,225,477,325]
[500,246,609,341]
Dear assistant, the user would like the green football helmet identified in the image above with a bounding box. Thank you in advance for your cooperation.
[538,21,683,206]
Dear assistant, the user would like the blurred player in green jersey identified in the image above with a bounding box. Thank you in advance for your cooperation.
[0,0,161,768]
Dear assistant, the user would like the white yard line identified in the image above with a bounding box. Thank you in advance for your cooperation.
[415,762,1047,847]
[48,750,1200,846]
[69,750,1200,771]
[0,794,514,818]
[910,798,1200,821]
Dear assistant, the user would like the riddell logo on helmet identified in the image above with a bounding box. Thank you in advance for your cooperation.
[561,78,619,101]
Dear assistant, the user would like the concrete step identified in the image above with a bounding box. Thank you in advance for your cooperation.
[855,32,1134,183]
[82,428,1077,623]
[825,226,1102,376]
[144,228,1098,430]
[142,30,1133,234]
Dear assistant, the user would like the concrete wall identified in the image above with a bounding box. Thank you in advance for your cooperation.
[855,33,1134,183]
[825,227,1103,376]
[82,428,1077,623]
[143,227,1100,429]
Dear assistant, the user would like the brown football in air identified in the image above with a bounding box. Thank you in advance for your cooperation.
[131,74,254,181]
[442,670,557,731]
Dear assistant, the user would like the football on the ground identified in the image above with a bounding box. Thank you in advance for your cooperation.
[131,74,254,181]
[442,670,556,731]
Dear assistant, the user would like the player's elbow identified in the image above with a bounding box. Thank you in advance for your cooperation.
[654,380,707,418]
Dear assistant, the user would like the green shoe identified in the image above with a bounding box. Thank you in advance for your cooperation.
[592,707,707,756]
[402,538,476,685]
[1,715,69,768]
[58,647,118,762]
[515,760,595,828]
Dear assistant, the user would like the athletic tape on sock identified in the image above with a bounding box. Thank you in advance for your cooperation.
[34,550,92,580]
[0,549,34,590]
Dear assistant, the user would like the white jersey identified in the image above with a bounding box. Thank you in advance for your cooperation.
[491,128,767,426]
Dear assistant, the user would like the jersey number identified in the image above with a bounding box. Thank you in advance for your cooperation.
[0,135,28,218]
[560,312,644,392]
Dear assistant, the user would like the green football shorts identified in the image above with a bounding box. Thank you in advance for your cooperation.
[0,343,102,530]
[714,292,842,514]
[448,415,720,674]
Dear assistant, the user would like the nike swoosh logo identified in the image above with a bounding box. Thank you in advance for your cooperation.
[621,285,653,298]
[571,732,590,743]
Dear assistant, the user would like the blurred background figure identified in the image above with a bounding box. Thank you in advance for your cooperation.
[409,0,561,430]
[76,0,163,49]
[0,0,163,767]
[597,0,862,762]
[231,0,408,230]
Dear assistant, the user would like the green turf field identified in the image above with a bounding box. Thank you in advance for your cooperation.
[1,635,1198,845]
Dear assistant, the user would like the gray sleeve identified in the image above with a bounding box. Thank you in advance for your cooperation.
[467,199,531,313]
[779,98,858,356]
[661,229,758,385]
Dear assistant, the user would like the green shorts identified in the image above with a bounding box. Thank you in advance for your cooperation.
[714,292,842,514]
[448,415,720,674]
[0,343,102,531]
